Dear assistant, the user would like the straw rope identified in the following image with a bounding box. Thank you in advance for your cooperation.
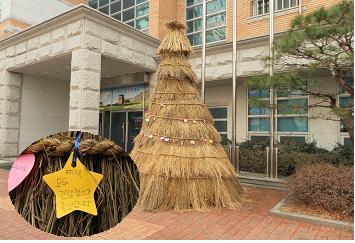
[154,91,199,95]
[25,138,125,157]
[139,130,215,143]
[152,102,206,106]
[10,132,139,237]
[132,148,228,159]
[140,172,238,180]
[145,114,211,123]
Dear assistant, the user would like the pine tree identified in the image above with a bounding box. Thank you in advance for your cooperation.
[131,21,244,211]
[246,0,354,143]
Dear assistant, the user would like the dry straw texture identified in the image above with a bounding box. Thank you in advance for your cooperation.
[131,21,244,211]
[9,132,140,237]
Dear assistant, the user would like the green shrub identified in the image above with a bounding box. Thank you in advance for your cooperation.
[239,148,266,174]
[287,164,354,218]
[278,141,329,154]
[239,140,268,150]
[237,140,354,176]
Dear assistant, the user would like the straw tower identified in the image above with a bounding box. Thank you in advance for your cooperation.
[130,21,244,211]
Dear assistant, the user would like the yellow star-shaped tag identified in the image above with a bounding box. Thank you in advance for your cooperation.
[43,152,103,218]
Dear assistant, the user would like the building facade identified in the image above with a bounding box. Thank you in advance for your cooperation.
[0,0,351,166]
[0,0,87,38]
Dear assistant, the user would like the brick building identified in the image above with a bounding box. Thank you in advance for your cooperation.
[0,0,351,180]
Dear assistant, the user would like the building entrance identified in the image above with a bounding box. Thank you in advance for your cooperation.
[99,110,143,152]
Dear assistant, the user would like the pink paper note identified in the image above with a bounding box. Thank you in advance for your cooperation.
[8,153,35,192]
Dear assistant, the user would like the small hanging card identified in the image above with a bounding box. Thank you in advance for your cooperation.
[8,153,35,192]
[43,152,103,218]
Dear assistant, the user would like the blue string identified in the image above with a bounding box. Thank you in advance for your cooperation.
[72,131,81,167]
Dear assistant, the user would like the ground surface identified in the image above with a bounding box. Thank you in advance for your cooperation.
[0,169,353,240]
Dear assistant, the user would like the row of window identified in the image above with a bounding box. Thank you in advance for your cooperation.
[248,87,308,133]
[252,0,299,16]
[186,0,227,46]
[209,83,352,143]
[209,107,306,143]
[87,0,299,46]
[88,0,149,32]
[185,0,300,46]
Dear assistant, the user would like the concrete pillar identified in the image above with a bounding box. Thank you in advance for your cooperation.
[69,48,101,135]
[0,69,22,157]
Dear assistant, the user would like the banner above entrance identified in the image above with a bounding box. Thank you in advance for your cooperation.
[100,85,149,111]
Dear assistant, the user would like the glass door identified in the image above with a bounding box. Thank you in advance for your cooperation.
[99,111,143,152]
[127,111,143,151]
[111,111,127,149]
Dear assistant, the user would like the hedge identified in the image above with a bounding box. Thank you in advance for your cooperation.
[288,164,354,218]
[236,141,353,176]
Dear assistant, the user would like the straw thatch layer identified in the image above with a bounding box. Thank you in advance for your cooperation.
[137,174,244,211]
[157,21,193,57]
[157,58,197,82]
[131,21,244,212]
[10,132,139,237]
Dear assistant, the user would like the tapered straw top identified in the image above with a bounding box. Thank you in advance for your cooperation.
[157,21,193,57]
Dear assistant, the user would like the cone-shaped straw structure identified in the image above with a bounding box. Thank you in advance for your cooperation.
[131,21,244,211]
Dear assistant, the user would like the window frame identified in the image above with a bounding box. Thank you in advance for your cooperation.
[251,0,299,17]
[185,0,227,46]
[0,0,2,20]
[208,106,228,138]
[247,83,309,140]
[88,0,149,32]
[338,84,353,135]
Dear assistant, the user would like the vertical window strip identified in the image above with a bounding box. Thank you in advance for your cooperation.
[208,107,228,139]
[88,0,149,32]
[252,0,299,16]
[186,0,226,46]
[247,86,309,134]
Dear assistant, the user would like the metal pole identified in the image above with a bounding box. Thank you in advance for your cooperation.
[142,84,145,118]
[232,0,238,172]
[269,0,275,178]
[201,0,206,103]
[124,112,128,152]
[109,89,113,139]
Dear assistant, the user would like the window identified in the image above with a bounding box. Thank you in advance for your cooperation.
[343,137,352,149]
[88,0,149,33]
[248,84,309,137]
[276,85,308,132]
[252,0,299,16]
[208,107,228,140]
[0,0,2,20]
[339,71,353,133]
[248,90,270,132]
[186,0,226,46]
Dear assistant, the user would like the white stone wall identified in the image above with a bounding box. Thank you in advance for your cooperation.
[0,0,13,20]
[0,12,158,156]
[68,19,157,135]
[0,19,86,157]
[19,74,70,153]
[0,70,22,157]
[205,82,248,143]
[5,0,73,24]
[308,76,340,149]
[82,19,157,71]
[189,44,268,81]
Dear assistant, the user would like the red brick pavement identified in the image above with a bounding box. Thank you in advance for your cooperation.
[0,169,353,240]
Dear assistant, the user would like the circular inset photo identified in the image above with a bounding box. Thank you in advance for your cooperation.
[8,131,140,237]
